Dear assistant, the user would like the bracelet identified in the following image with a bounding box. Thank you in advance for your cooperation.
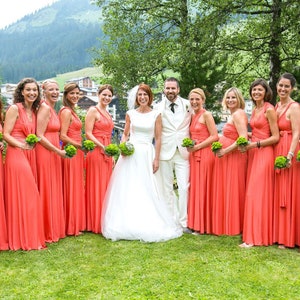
[288,151,294,157]
[256,141,261,148]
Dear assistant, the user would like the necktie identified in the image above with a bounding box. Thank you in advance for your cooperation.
[170,103,175,113]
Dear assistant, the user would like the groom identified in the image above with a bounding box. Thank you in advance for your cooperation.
[155,77,192,233]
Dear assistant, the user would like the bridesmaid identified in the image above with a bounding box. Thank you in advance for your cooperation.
[239,79,279,248]
[59,83,86,236]
[273,73,300,249]
[3,78,46,250]
[187,88,218,235]
[0,98,8,250]
[36,79,66,243]
[85,84,114,234]
[212,87,248,236]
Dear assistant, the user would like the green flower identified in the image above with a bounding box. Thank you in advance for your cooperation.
[274,155,288,169]
[25,134,39,146]
[119,142,135,156]
[211,141,223,153]
[181,138,195,148]
[236,136,248,146]
[104,143,120,157]
[64,144,77,158]
[296,150,300,162]
[82,139,95,152]
[0,132,3,142]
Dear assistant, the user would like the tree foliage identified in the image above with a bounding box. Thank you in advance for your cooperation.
[94,0,300,106]
[93,0,225,115]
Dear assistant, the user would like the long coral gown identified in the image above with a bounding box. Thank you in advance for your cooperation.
[0,124,8,250]
[212,123,247,236]
[36,102,65,243]
[60,107,86,236]
[86,107,114,234]
[273,102,300,247]
[4,103,46,250]
[102,109,182,242]
[242,102,275,245]
[188,110,215,234]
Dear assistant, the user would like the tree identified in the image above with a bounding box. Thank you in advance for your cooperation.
[93,0,225,116]
[197,0,300,103]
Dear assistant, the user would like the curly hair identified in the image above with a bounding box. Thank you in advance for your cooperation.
[13,78,41,111]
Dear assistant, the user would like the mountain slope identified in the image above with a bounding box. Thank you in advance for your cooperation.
[0,0,103,83]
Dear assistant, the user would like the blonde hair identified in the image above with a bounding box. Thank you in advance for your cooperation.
[188,88,206,102]
[222,87,245,110]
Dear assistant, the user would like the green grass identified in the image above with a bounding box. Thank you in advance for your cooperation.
[0,233,299,299]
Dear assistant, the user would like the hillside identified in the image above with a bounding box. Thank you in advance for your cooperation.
[0,0,103,83]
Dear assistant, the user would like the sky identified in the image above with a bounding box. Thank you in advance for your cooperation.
[0,0,58,29]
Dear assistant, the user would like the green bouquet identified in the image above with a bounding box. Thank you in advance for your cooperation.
[274,155,289,169]
[236,136,248,146]
[64,144,77,158]
[119,142,135,156]
[25,134,39,146]
[181,138,195,148]
[211,141,223,153]
[104,143,120,156]
[82,139,96,152]
[296,150,300,162]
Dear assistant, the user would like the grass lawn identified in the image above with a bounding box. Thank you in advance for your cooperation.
[0,232,299,299]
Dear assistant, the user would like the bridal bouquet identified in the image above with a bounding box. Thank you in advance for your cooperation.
[82,139,96,152]
[25,134,40,146]
[211,141,222,154]
[119,142,135,156]
[64,144,77,158]
[181,138,195,148]
[104,143,120,156]
[297,150,300,162]
[274,155,289,169]
[236,136,248,147]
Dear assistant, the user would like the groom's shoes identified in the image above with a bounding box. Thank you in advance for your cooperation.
[183,227,193,234]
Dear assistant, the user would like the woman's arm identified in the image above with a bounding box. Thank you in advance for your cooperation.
[85,107,105,150]
[37,103,65,157]
[218,109,248,157]
[120,113,131,143]
[3,105,31,149]
[189,111,218,152]
[59,108,81,148]
[286,103,300,162]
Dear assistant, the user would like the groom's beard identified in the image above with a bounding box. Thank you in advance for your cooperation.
[164,92,178,102]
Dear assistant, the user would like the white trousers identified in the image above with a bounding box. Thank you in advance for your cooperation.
[156,149,190,227]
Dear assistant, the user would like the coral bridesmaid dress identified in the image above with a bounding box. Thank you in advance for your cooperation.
[60,107,86,236]
[242,102,275,246]
[188,110,215,234]
[86,107,114,234]
[212,123,247,236]
[4,103,46,250]
[273,102,300,247]
[0,124,8,250]
[36,102,65,243]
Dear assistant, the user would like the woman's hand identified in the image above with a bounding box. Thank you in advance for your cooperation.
[152,159,159,173]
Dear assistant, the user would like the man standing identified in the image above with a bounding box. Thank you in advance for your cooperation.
[155,77,192,233]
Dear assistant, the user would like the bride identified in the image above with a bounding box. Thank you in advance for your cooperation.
[101,83,183,242]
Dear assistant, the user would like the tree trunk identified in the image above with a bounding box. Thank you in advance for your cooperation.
[268,0,282,106]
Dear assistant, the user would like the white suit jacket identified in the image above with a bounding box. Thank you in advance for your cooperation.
[154,95,192,160]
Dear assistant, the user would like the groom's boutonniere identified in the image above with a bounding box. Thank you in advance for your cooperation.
[185,105,190,112]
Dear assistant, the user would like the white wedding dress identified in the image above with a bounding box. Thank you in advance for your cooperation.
[102,109,183,242]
